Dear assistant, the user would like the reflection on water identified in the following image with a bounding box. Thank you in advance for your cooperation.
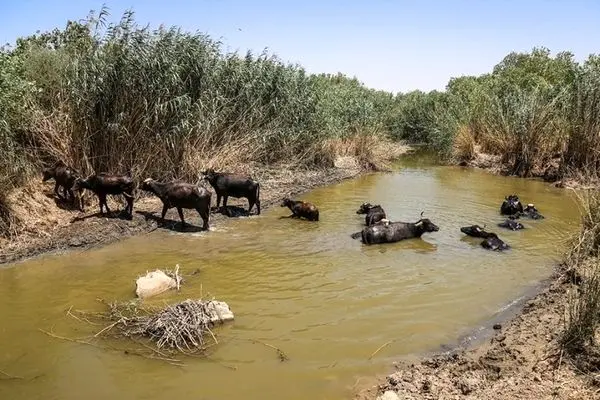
[0,155,581,400]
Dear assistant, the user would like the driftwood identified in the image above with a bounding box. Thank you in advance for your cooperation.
[61,298,234,358]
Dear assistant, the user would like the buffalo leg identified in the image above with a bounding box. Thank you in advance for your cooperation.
[125,195,134,218]
[215,194,221,211]
[197,207,209,230]
[160,204,168,219]
[255,197,261,215]
[99,194,110,215]
[177,207,187,228]
[54,182,62,199]
[248,197,256,216]
[62,185,69,200]
[222,195,230,216]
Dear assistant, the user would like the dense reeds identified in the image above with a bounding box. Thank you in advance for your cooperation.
[561,190,600,359]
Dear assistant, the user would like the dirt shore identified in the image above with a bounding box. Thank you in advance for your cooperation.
[357,262,599,400]
[460,148,598,190]
[0,161,374,266]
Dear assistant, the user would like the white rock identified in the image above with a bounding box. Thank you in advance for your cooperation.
[377,391,400,400]
[377,390,400,400]
[205,300,235,323]
[135,269,177,299]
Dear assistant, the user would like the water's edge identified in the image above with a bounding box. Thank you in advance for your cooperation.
[1,166,366,267]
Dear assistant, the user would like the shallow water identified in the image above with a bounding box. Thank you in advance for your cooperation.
[0,154,581,400]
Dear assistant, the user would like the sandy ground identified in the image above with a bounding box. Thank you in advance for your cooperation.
[0,163,367,266]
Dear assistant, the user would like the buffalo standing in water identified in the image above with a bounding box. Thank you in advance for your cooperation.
[356,202,387,226]
[280,197,319,221]
[351,212,439,245]
[202,168,261,216]
[500,194,524,216]
[141,178,212,230]
[460,224,510,251]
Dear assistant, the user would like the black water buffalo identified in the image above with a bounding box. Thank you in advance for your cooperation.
[498,219,525,230]
[280,198,319,221]
[72,172,135,217]
[202,168,260,216]
[460,224,489,238]
[522,203,545,219]
[351,213,439,245]
[141,178,211,229]
[500,194,524,216]
[460,224,510,251]
[356,202,386,226]
[42,161,80,204]
[481,233,510,251]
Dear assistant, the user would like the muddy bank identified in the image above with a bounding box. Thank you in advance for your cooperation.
[0,160,388,266]
[358,263,599,400]
[457,147,597,190]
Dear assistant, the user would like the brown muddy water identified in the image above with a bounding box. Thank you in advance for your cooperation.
[0,154,581,400]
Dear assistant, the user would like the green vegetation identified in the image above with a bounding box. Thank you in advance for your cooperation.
[391,48,600,182]
[2,7,600,239]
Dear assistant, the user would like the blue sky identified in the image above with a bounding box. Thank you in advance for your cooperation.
[1,0,599,93]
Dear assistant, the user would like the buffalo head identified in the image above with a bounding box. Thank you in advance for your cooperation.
[505,194,521,207]
[524,203,541,214]
[280,197,293,208]
[415,216,439,233]
[42,168,54,182]
[501,194,523,215]
[202,168,217,183]
[356,202,374,214]
[141,178,155,191]
[460,224,488,237]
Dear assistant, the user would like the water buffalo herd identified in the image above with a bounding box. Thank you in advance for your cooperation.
[458,194,545,251]
[41,161,544,252]
[41,162,261,231]
[347,194,544,251]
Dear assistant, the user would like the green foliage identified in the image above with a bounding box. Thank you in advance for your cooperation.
[389,46,599,179]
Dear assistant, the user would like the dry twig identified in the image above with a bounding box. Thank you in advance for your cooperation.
[0,369,24,380]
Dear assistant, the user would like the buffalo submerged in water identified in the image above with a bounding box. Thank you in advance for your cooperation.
[356,202,387,226]
[460,224,510,251]
[351,212,440,245]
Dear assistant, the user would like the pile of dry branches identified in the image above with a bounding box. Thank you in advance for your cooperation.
[104,299,220,352]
